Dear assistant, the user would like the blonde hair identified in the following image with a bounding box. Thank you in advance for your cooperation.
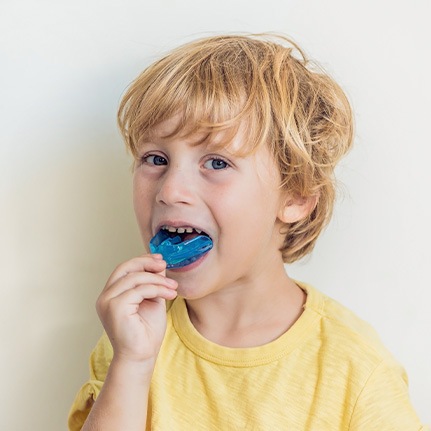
[118,33,354,263]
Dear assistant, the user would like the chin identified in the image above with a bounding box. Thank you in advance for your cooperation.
[175,283,212,301]
[176,288,203,301]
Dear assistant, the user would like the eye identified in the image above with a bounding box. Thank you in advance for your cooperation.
[142,154,168,166]
[203,157,230,170]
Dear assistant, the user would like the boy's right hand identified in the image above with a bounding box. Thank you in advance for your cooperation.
[96,254,178,371]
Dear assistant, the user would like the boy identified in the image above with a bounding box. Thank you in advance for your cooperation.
[69,34,426,430]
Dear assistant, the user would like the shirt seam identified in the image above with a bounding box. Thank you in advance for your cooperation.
[347,359,386,430]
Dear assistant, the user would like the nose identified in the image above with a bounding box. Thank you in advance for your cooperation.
[156,165,195,206]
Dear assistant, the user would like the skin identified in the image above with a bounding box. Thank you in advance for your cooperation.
[83,118,314,430]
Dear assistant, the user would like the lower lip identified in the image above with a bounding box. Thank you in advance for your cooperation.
[167,251,210,273]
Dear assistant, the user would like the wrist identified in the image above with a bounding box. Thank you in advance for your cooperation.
[109,354,156,384]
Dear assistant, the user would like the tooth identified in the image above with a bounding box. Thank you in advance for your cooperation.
[177,228,185,233]
[195,229,202,234]
[167,226,177,233]
[185,228,193,233]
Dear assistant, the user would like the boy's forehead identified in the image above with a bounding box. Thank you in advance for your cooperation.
[148,114,183,138]
[141,115,249,154]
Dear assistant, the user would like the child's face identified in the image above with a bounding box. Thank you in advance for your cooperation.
[133,116,288,299]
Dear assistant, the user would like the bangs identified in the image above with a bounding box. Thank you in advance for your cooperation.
[117,35,280,157]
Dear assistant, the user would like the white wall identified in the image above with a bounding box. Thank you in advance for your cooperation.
[1,0,429,429]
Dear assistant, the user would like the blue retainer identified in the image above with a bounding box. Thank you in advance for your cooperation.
[149,230,213,268]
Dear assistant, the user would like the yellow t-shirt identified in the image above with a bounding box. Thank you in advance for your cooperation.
[68,283,427,430]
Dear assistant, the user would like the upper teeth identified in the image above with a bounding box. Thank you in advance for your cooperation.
[162,226,202,234]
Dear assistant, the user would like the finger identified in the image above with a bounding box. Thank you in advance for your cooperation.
[102,272,177,300]
[105,254,167,288]
[104,284,178,311]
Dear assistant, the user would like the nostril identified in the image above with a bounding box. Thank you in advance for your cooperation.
[156,181,194,206]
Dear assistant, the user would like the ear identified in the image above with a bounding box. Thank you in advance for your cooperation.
[278,194,319,224]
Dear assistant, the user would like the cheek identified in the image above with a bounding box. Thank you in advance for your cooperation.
[224,184,280,244]
[215,183,266,232]
[132,176,152,223]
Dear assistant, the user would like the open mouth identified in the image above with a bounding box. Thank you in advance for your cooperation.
[149,226,213,268]
[161,225,208,241]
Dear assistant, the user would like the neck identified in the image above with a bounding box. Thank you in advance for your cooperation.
[185,263,306,348]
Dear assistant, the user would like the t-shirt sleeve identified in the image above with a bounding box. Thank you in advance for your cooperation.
[350,360,428,431]
[67,332,113,431]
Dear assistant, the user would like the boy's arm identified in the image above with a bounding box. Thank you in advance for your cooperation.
[81,357,153,431]
[68,333,109,430]
[76,254,178,431]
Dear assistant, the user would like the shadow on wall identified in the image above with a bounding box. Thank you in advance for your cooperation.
[3,133,142,430]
